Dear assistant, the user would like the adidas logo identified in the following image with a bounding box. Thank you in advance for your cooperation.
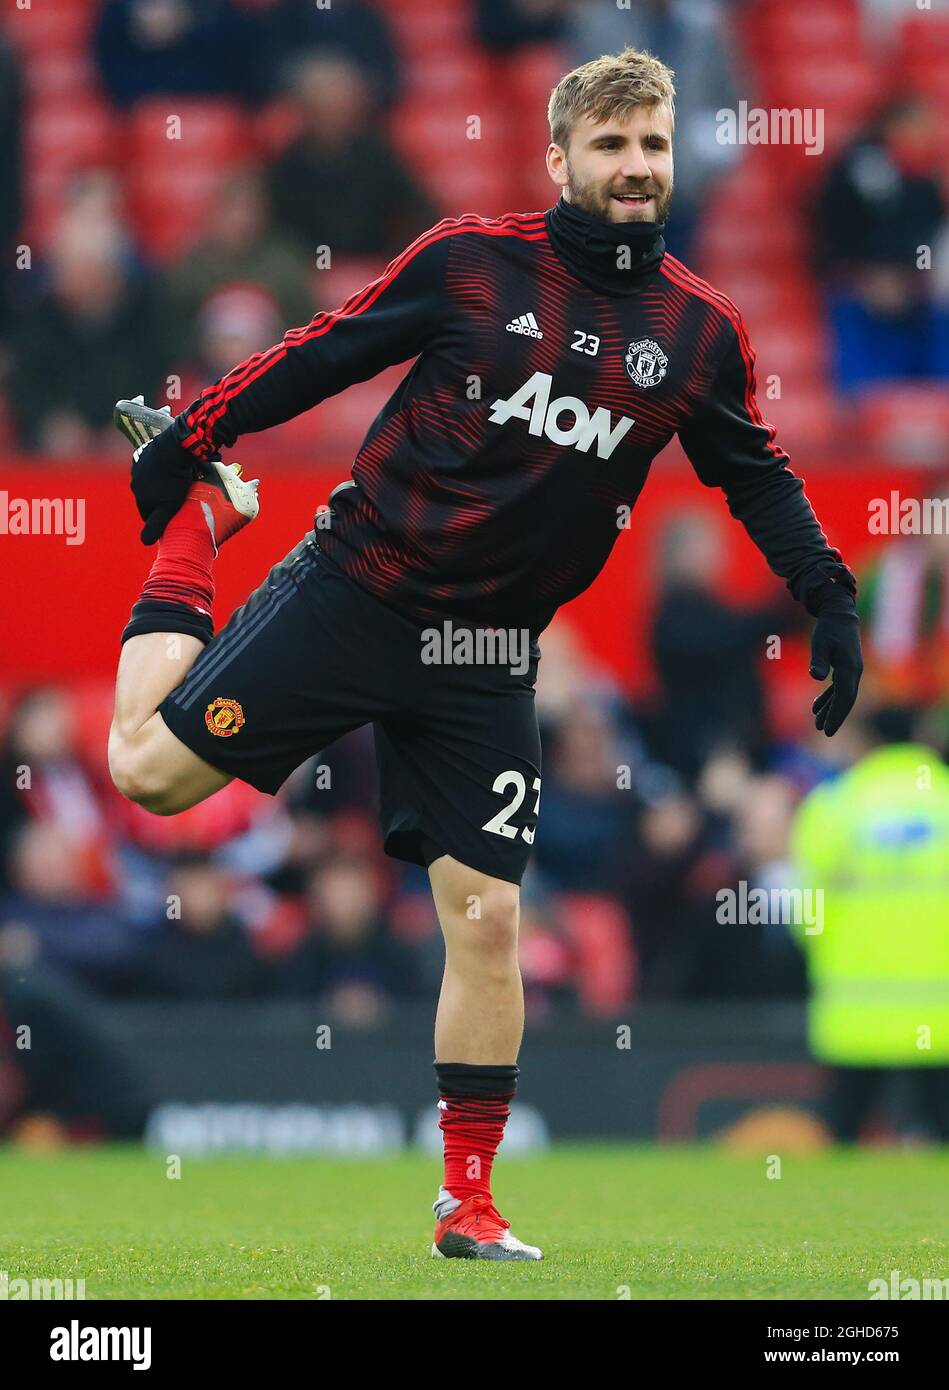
[506,312,543,339]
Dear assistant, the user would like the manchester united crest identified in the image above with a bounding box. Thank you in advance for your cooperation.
[624,338,668,388]
[205,697,245,738]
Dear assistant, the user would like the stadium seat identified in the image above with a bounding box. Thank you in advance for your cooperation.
[22,100,121,248]
[127,98,251,167]
[560,894,637,1015]
[25,99,118,171]
[126,100,252,261]
[759,55,879,167]
[21,50,96,99]
[759,384,840,456]
[384,0,474,58]
[899,13,949,62]
[2,0,95,57]
[856,384,949,465]
[389,98,509,215]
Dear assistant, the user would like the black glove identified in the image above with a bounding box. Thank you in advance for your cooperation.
[115,397,205,544]
[130,430,197,544]
[808,583,863,737]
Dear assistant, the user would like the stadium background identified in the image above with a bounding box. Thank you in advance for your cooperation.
[0,0,947,1157]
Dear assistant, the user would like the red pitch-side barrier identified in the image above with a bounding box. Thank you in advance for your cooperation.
[0,455,911,704]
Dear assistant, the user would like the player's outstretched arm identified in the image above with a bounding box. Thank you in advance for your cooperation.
[123,226,451,540]
[677,326,862,736]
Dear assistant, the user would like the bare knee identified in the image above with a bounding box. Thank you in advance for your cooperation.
[108,723,183,815]
[471,881,520,954]
[435,865,520,962]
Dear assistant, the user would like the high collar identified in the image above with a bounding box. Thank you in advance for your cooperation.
[545,195,665,296]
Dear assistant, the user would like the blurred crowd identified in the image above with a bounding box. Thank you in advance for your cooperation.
[2,0,947,1150]
[0,0,946,455]
[2,505,946,1026]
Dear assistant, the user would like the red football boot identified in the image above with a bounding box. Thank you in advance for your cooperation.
[186,458,259,554]
[431,1188,543,1261]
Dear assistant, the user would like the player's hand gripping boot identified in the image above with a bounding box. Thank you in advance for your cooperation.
[114,395,260,548]
[431,1188,543,1261]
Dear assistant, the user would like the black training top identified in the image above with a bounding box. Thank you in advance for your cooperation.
[150,196,856,633]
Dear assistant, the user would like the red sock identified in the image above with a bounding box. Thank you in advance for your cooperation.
[438,1092,513,1201]
[138,497,216,621]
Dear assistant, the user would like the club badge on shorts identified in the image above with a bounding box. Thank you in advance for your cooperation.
[625,338,668,388]
[205,696,245,737]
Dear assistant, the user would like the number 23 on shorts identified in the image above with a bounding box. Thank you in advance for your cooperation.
[482,771,541,845]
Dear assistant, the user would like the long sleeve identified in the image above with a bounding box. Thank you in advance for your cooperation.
[157,226,451,465]
[677,325,856,613]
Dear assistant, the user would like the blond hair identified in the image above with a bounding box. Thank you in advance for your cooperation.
[548,47,676,149]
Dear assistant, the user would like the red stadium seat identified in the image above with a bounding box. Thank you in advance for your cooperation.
[747,321,829,382]
[22,50,97,99]
[127,98,251,167]
[693,157,812,265]
[759,55,880,167]
[759,384,840,456]
[126,101,252,260]
[899,13,949,61]
[129,166,230,262]
[253,99,301,157]
[2,0,96,56]
[22,99,121,248]
[384,0,474,58]
[403,48,495,102]
[856,385,949,465]
[746,0,862,60]
[25,99,118,172]
[561,894,637,1015]
[389,97,509,215]
[697,266,821,326]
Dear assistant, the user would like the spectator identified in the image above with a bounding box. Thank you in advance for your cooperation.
[278,855,419,1021]
[111,855,265,999]
[268,55,437,262]
[857,485,949,714]
[816,96,947,393]
[619,785,725,999]
[518,887,579,1022]
[532,695,637,893]
[8,209,168,453]
[731,774,808,995]
[650,512,793,779]
[163,168,315,363]
[476,0,567,51]
[0,35,23,347]
[267,0,403,108]
[0,822,133,987]
[94,0,266,109]
[0,686,113,897]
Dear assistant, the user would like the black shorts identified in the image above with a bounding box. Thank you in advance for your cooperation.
[158,534,542,884]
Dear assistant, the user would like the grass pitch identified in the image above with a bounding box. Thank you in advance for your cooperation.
[1,1144,945,1300]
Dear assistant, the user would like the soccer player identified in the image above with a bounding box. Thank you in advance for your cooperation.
[108,48,862,1260]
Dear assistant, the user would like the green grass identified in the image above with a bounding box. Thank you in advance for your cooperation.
[1,1145,946,1300]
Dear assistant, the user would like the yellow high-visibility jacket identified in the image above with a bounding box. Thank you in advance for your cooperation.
[791,745,949,1065]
